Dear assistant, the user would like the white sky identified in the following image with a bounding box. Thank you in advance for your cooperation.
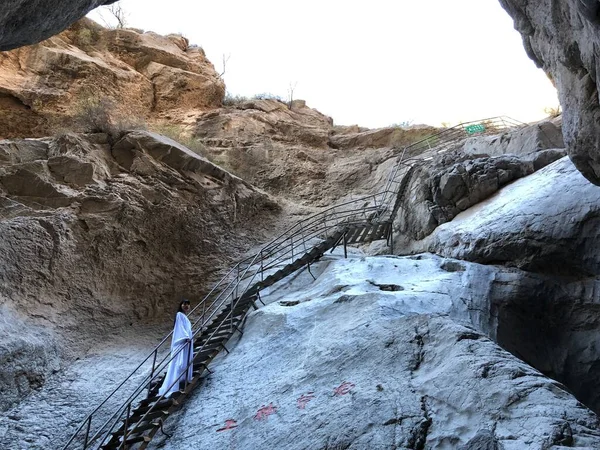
[88,0,559,129]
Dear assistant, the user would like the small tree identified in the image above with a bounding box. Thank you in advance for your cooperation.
[287,81,298,109]
[218,53,231,79]
[74,97,115,134]
[107,4,127,28]
[95,2,128,29]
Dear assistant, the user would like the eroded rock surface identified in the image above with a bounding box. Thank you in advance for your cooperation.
[498,0,600,184]
[392,122,566,243]
[394,155,600,415]
[194,99,435,206]
[420,157,600,275]
[0,131,279,410]
[144,254,600,450]
[0,18,224,138]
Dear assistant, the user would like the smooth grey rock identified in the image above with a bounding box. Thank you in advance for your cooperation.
[0,325,167,448]
[0,1,117,51]
[393,152,534,240]
[498,0,600,185]
[400,157,600,413]
[526,148,567,171]
[4,252,600,448]
[141,254,600,450]
[463,121,564,157]
[420,157,600,275]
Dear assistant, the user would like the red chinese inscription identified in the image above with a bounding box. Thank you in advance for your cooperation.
[296,392,315,409]
[254,403,277,421]
[333,381,355,396]
[216,419,238,432]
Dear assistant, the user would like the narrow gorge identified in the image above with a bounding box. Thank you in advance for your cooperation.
[1,2,600,449]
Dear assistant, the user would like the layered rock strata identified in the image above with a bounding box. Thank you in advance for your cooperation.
[0,131,279,411]
[0,18,224,139]
[194,99,436,205]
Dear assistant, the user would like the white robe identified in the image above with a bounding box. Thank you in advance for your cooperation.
[158,312,194,398]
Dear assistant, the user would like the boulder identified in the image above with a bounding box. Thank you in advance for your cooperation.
[463,121,564,157]
[113,130,247,186]
[393,152,535,241]
[0,139,49,165]
[420,157,600,275]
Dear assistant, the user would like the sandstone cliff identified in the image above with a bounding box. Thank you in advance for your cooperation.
[194,98,436,206]
[0,130,279,412]
[0,18,224,139]
[0,19,437,210]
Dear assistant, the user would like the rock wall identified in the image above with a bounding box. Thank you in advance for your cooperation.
[398,155,600,414]
[194,99,434,206]
[392,122,566,243]
[143,254,600,450]
[498,0,600,185]
[421,157,600,275]
[0,19,225,139]
[0,131,279,411]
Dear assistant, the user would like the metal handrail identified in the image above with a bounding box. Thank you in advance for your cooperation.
[63,115,525,449]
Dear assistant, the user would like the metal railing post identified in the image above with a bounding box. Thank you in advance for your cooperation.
[230,293,234,333]
[184,340,191,390]
[300,222,306,253]
[83,416,92,449]
[260,251,264,282]
[123,403,131,449]
[148,350,157,396]
[236,266,239,299]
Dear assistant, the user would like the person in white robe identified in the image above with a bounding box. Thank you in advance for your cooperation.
[158,299,194,398]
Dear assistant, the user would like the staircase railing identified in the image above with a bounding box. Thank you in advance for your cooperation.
[62,115,524,449]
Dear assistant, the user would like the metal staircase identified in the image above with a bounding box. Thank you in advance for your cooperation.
[62,116,523,450]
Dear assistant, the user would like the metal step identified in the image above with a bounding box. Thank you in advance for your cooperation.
[101,434,151,450]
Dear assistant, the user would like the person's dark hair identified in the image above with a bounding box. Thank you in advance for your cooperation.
[174,299,191,325]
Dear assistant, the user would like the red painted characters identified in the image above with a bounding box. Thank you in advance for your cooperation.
[296,392,315,409]
[216,419,238,432]
[254,403,277,421]
[333,381,355,396]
